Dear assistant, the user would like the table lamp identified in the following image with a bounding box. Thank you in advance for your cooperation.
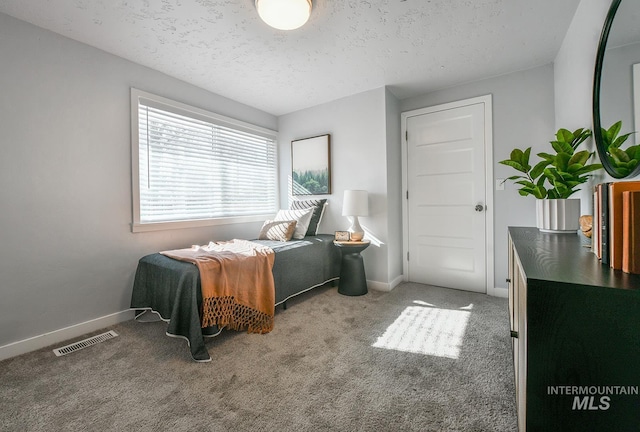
[342,190,368,241]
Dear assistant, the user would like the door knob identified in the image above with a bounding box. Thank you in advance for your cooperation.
[475,204,484,212]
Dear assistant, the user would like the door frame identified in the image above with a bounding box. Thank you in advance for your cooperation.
[400,94,495,296]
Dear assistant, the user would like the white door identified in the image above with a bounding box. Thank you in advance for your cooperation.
[404,97,491,293]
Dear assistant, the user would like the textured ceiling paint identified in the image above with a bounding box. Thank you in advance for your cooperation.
[0,0,580,115]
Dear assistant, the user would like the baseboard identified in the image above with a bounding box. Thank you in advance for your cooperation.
[389,275,404,290]
[367,274,404,292]
[0,309,135,362]
[490,286,509,298]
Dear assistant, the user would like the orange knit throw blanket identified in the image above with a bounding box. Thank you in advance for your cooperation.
[161,239,275,334]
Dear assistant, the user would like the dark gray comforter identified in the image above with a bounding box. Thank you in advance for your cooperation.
[130,234,341,361]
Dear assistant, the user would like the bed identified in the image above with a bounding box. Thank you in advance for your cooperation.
[130,234,341,362]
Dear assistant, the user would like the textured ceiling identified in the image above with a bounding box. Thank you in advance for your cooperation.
[0,0,581,116]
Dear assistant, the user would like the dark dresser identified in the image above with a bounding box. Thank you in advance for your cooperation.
[508,227,640,432]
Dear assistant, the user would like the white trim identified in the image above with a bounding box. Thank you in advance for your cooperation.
[492,286,508,298]
[130,88,277,144]
[0,310,134,361]
[484,95,496,296]
[132,214,273,233]
[134,308,169,323]
[389,275,404,291]
[367,275,403,292]
[400,95,496,296]
[275,277,340,306]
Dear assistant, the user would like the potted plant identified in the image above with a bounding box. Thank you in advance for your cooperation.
[499,127,602,233]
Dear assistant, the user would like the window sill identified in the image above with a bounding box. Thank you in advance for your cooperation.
[131,214,273,233]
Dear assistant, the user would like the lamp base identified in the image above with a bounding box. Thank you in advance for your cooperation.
[348,216,364,241]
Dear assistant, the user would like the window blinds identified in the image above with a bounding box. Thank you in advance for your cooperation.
[136,99,277,224]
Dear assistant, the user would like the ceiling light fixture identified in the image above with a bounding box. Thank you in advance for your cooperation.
[255,0,312,31]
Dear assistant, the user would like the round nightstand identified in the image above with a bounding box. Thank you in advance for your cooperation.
[333,241,370,296]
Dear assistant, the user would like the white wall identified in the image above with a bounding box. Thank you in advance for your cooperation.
[554,0,614,212]
[384,88,403,285]
[554,0,611,130]
[0,13,277,353]
[277,88,402,287]
[400,65,556,290]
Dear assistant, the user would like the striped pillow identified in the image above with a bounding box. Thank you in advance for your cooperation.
[290,199,327,236]
[258,220,298,242]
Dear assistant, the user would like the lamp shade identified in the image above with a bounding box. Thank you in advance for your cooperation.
[342,190,368,216]
[255,0,312,31]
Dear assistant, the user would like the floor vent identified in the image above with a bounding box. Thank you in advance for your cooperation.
[53,330,118,357]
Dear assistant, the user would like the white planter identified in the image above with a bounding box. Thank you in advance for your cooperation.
[536,199,580,233]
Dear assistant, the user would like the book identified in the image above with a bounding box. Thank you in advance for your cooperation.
[599,183,610,265]
[608,181,640,270]
[622,190,640,274]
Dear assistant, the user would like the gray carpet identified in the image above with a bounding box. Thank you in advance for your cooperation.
[0,282,517,431]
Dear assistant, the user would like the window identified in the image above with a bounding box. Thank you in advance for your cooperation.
[131,89,278,232]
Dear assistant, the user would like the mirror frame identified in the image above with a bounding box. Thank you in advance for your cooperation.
[592,0,640,179]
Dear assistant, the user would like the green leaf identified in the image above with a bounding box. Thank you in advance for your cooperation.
[522,147,531,170]
[510,148,524,164]
[618,167,631,176]
[568,150,590,166]
[515,180,535,188]
[611,147,630,163]
[530,160,551,179]
[625,145,640,160]
[551,140,573,155]
[555,183,571,197]
[533,186,547,199]
[608,121,622,139]
[571,128,592,148]
[555,152,571,171]
[557,170,574,181]
[611,132,633,149]
[499,160,527,173]
[544,167,560,181]
[557,128,573,143]
[567,163,583,174]
[519,186,539,196]
[572,164,603,175]
[610,153,623,166]
[537,152,556,162]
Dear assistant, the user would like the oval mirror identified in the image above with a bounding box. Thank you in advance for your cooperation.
[593,0,640,179]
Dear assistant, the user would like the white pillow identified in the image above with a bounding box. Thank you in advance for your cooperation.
[274,208,314,239]
[258,220,297,242]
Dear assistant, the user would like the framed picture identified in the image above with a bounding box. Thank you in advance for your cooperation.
[334,231,350,241]
[291,134,331,195]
